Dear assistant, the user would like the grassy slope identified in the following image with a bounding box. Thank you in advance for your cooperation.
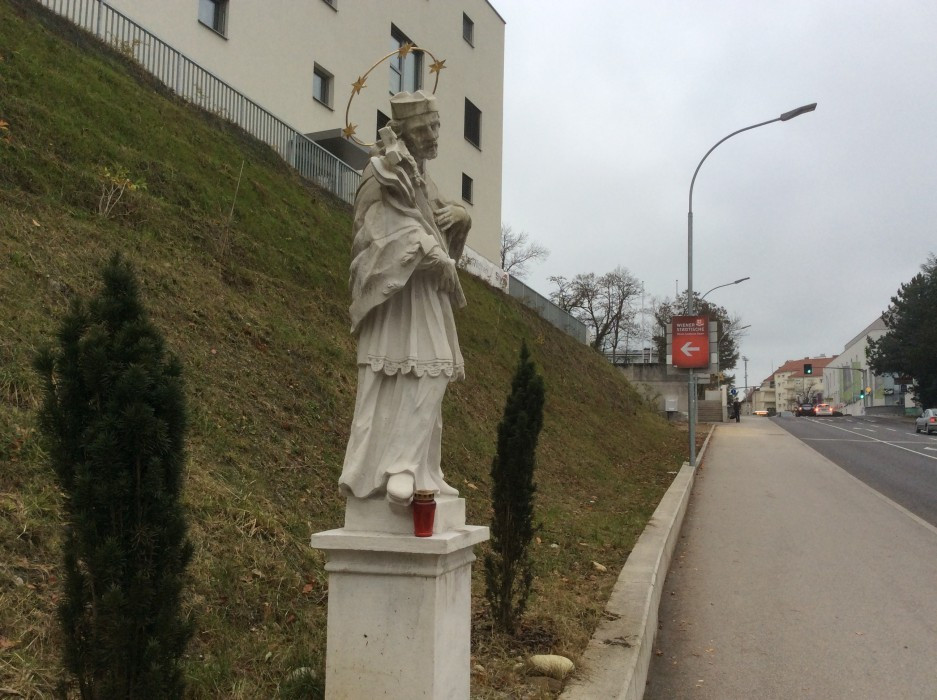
[0,1,687,696]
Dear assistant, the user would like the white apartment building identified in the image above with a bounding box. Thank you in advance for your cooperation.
[750,356,833,414]
[824,317,912,415]
[101,0,506,266]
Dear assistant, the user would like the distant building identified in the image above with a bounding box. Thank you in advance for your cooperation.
[824,317,914,416]
[750,356,837,414]
[101,0,506,267]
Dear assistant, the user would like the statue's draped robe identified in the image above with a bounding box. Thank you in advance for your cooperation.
[339,152,470,499]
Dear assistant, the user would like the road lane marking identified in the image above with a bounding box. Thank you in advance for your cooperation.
[786,422,937,535]
[814,422,937,461]
[834,465,937,538]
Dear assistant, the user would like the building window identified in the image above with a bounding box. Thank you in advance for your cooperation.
[464,98,481,148]
[198,0,227,36]
[463,13,474,45]
[461,173,473,204]
[390,25,422,94]
[376,110,390,139]
[313,64,333,107]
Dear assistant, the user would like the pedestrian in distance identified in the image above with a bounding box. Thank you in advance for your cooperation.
[733,398,741,422]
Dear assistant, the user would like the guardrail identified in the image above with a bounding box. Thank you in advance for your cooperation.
[36,0,360,204]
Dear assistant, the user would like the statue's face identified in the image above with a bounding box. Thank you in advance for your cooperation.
[401,112,441,161]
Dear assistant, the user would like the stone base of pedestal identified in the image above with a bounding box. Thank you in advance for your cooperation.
[343,494,466,535]
[311,524,489,699]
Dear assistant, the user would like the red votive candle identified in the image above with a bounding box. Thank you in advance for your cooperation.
[412,490,436,537]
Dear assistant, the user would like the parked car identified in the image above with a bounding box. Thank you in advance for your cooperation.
[915,408,937,434]
[814,403,833,417]
[797,403,815,417]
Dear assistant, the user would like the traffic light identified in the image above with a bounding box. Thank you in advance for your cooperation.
[804,363,813,375]
[859,387,865,399]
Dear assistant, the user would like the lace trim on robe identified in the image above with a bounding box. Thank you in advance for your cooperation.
[364,355,465,379]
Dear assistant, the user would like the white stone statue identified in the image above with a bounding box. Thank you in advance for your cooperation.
[340,90,471,506]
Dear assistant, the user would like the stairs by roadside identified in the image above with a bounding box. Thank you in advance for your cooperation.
[697,400,726,423]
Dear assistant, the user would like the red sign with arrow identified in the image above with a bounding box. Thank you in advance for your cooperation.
[672,315,710,369]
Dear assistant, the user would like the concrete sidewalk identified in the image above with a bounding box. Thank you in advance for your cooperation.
[645,417,937,699]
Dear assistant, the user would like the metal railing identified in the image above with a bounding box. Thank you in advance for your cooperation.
[603,348,660,365]
[508,276,588,344]
[36,0,361,204]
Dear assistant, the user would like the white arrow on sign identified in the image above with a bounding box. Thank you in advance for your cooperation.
[680,341,700,356]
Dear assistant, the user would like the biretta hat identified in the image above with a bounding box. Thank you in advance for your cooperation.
[390,90,438,121]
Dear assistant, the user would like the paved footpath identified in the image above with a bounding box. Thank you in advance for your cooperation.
[645,416,937,699]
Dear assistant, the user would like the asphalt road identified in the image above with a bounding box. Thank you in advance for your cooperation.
[646,417,937,699]
[772,414,937,527]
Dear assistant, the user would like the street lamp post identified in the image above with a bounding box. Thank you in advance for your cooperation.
[686,103,816,467]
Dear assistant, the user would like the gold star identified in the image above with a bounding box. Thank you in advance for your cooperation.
[398,42,413,59]
[429,58,447,74]
[343,123,357,139]
[351,75,367,95]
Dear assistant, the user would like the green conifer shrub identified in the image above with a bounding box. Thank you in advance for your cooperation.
[35,253,193,699]
[484,341,545,634]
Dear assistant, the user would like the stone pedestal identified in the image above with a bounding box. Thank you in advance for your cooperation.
[311,497,489,699]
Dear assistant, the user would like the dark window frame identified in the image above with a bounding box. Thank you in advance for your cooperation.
[462,13,474,46]
[313,63,333,108]
[464,98,482,149]
[197,0,228,37]
[390,24,423,94]
[461,173,474,204]
[376,110,390,140]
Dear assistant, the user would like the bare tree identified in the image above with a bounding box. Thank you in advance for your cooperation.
[550,267,641,354]
[500,224,549,279]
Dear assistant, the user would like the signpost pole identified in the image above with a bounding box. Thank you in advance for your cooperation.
[673,315,710,466]
[688,367,696,465]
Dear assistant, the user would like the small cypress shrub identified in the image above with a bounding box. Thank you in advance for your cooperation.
[35,253,193,699]
[484,341,545,634]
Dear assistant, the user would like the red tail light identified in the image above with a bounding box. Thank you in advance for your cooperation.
[930,417,936,423]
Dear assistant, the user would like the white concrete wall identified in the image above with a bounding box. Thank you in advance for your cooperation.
[825,319,902,415]
[105,0,505,264]
[618,365,689,416]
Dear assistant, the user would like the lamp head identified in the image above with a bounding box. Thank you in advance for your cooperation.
[779,103,817,121]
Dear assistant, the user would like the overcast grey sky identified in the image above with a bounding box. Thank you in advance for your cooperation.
[493,0,937,388]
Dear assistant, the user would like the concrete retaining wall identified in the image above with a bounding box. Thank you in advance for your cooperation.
[560,426,715,700]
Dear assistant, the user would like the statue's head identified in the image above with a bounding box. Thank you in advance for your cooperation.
[389,90,441,161]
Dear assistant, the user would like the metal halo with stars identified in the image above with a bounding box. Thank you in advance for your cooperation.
[343,43,446,147]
